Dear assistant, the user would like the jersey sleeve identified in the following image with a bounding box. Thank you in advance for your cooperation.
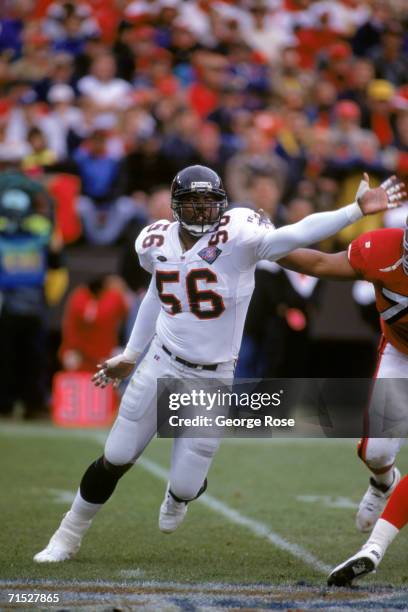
[256,203,362,263]
[135,220,170,274]
[348,232,374,281]
[229,208,275,270]
[135,227,154,274]
[125,277,161,356]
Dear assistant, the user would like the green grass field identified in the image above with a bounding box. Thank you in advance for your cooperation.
[1,421,408,610]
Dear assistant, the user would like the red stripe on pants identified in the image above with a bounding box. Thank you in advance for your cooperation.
[382,474,408,530]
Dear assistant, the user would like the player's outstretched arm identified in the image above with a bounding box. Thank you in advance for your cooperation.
[93,277,161,388]
[257,174,406,262]
[279,249,357,280]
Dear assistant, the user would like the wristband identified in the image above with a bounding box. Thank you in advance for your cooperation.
[122,347,140,363]
[345,202,363,223]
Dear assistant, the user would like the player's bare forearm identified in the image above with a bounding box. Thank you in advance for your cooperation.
[279,249,358,280]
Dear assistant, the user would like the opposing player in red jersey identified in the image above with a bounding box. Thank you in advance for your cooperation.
[328,473,408,586]
[278,175,408,534]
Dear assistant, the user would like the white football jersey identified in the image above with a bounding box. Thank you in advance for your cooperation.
[135,207,274,365]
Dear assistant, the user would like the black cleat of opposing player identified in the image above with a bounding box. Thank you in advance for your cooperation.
[327,556,376,587]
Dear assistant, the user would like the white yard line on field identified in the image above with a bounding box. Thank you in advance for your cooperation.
[139,456,331,574]
[297,495,358,509]
[0,422,357,445]
[2,422,331,573]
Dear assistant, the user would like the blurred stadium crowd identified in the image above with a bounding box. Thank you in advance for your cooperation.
[0,0,407,418]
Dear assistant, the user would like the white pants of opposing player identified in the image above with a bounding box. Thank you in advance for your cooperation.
[105,336,235,501]
[358,339,408,472]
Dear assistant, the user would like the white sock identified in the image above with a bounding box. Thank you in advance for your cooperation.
[70,490,103,522]
[365,518,399,555]
[373,467,395,489]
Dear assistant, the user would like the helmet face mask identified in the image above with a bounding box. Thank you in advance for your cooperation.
[171,166,228,237]
[403,222,408,275]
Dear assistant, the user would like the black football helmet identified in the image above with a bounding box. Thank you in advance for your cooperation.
[171,165,228,237]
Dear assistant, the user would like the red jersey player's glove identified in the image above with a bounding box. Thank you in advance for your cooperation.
[357,173,407,215]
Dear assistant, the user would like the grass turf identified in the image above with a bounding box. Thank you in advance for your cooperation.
[1,423,408,590]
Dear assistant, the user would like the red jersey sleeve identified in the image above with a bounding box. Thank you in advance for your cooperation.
[348,232,374,281]
[348,229,404,282]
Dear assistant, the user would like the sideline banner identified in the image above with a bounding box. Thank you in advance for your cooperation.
[52,371,118,428]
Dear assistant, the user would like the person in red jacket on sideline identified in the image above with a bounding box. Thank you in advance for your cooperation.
[60,274,129,372]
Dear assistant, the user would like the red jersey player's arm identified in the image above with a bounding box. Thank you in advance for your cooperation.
[278,249,359,280]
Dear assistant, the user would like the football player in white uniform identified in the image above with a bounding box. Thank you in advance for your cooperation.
[34,165,399,563]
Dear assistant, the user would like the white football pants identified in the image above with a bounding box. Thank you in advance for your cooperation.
[105,336,235,500]
[358,340,408,472]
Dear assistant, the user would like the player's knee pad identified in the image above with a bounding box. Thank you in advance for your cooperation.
[359,438,398,471]
[104,415,145,465]
[80,455,131,504]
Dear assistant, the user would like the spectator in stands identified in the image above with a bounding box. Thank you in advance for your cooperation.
[5,89,65,160]
[0,0,31,59]
[133,47,179,100]
[124,134,175,195]
[0,158,66,418]
[274,109,309,192]
[370,21,408,86]
[74,128,146,245]
[60,274,128,372]
[208,82,246,136]
[351,0,391,57]
[169,21,200,80]
[34,52,76,103]
[306,79,338,127]
[187,51,229,118]
[322,41,353,94]
[330,100,377,163]
[112,20,137,83]
[245,171,286,226]
[339,57,374,112]
[43,1,100,50]
[225,126,288,203]
[0,112,29,161]
[363,79,396,148]
[46,84,83,159]
[22,126,57,175]
[161,108,200,170]
[192,121,232,177]
[77,52,132,110]
[393,111,408,183]
[242,1,296,65]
